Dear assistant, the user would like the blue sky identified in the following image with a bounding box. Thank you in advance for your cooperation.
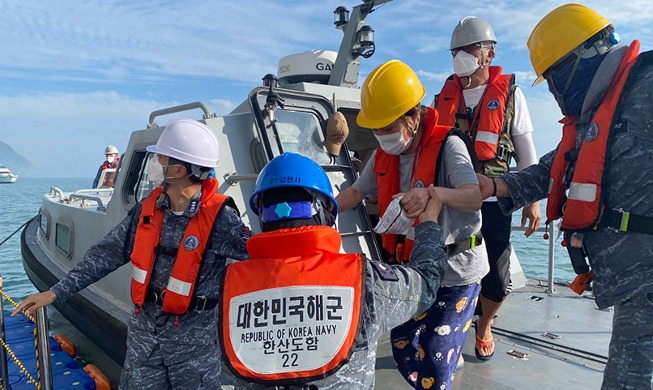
[0,0,651,177]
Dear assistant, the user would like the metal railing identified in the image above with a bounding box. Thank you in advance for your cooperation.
[0,287,54,390]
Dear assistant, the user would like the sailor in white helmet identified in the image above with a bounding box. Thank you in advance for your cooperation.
[93,144,121,188]
[15,119,251,389]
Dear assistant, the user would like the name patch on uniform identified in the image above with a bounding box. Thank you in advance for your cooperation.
[189,199,199,214]
[229,286,354,374]
[184,235,199,251]
[487,100,500,110]
[370,260,399,282]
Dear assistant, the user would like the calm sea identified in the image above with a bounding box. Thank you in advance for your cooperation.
[0,177,576,380]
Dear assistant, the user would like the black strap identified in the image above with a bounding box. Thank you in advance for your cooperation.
[445,233,483,257]
[145,289,219,312]
[154,245,179,256]
[602,209,653,235]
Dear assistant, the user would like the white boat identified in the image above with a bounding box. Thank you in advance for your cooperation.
[0,165,18,183]
[20,1,611,388]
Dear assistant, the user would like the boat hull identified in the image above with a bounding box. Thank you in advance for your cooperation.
[21,218,128,366]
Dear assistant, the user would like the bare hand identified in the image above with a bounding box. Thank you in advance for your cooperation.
[476,174,494,199]
[521,201,541,237]
[396,187,429,218]
[418,185,442,223]
[12,291,57,317]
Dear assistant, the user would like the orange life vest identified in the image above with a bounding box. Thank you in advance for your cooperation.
[436,67,513,162]
[220,225,363,385]
[546,41,641,231]
[130,177,227,314]
[374,107,450,262]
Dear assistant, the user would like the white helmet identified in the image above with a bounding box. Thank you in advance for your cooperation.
[450,16,497,49]
[146,119,219,168]
[105,145,119,155]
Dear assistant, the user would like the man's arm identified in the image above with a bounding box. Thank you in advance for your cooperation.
[335,186,366,213]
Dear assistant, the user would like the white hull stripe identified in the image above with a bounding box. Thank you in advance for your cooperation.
[475,131,498,145]
[132,265,148,284]
[568,182,597,202]
[167,277,192,297]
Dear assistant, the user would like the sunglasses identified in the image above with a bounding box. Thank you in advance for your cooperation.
[451,44,483,57]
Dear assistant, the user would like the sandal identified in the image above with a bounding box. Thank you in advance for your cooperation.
[474,327,494,361]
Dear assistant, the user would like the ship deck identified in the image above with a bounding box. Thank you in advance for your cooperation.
[373,279,611,389]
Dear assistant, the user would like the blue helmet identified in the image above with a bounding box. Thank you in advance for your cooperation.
[250,153,338,221]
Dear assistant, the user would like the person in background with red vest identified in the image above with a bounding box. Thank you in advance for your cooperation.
[478,4,653,389]
[433,16,541,362]
[14,119,250,390]
[93,144,120,188]
[336,60,488,389]
[221,152,447,389]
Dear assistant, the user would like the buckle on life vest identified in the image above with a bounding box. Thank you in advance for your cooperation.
[147,289,166,304]
[194,296,209,312]
[446,233,483,257]
[603,208,653,235]
[605,208,630,233]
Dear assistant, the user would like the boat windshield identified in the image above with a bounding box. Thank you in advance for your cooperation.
[272,110,330,165]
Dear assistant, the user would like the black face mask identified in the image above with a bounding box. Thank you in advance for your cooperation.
[545,53,606,116]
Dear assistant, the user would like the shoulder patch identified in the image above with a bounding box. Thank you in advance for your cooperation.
[369,259,399,282]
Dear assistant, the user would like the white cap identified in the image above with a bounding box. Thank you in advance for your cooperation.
[146,119,219,168]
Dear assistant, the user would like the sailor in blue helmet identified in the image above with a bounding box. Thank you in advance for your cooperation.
[15,119,251,390]
[220,152,448,389]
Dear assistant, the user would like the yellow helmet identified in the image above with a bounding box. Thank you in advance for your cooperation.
[357,60,425,129]
[528,3,611,85]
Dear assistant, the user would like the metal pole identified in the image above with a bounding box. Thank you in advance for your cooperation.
[546,223,556,294]
[0,276,10,390]
[35,306,54,390]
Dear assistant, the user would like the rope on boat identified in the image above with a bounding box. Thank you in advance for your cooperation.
[0,216,36,248]
[0,338,40,389]
[1,288,42,389]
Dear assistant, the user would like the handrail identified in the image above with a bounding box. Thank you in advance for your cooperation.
[35,307,53,390]
[511,223,556,292]
[49,187,65,201]
[223,173,259,186]
[0,278,9,390]
[148,102,216,128]
[69,194,107,212]
[73,188,114,195]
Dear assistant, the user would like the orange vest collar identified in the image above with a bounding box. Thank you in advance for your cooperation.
[247,225,343,258]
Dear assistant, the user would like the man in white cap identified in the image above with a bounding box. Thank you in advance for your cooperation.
[93,144,120,188]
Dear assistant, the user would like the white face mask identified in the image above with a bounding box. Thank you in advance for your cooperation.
[147,156,165,186]
[374,131,414,155]
[106,155,116,164]
[453,50,481,77]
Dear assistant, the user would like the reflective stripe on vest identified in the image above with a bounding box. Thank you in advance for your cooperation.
[546,41,642,231]
[436,67,512,161]
[374,107,449,262]
[130,177,227,314]
[220,226,363,384]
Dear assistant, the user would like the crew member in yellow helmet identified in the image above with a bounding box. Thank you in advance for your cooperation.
[337,59,488,388]
[477,4,653,389]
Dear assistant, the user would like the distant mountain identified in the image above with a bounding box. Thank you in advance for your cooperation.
[0,141,42,177]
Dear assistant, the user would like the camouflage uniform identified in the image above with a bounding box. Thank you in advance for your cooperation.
[228,221,447,390]
[497,44,653,389]
[51,187,250,390]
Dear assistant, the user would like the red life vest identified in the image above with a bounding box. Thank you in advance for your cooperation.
[374,107,450,262]
[100,159,119,188]
[130,178,227,314]
[436,67,513,161]
[220,225,363,385]
[546,41,641,231]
